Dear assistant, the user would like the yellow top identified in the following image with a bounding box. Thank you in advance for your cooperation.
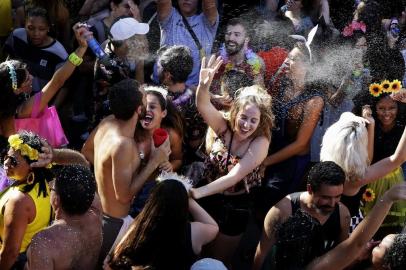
[0,182,51,253]
[0,0,13,37]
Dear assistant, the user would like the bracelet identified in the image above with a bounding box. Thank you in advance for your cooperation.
[68,52,83,66]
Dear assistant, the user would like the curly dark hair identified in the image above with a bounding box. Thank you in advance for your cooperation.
[10,131,54,198]
[0,60,28,118]
[307,161,346,192]
[384,233,406,270]
[158,45,193,84]
[108,79,144,120]
[53,165,96,215]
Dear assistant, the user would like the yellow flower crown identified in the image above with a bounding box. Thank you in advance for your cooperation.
[369,79,402,97]
[8,134,52,169]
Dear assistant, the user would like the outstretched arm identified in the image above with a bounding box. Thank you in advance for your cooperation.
[17,23,89,118]
[190,136,269,199]
[263,96,323,166]
[195,55,226,136]
[306,182,406,270]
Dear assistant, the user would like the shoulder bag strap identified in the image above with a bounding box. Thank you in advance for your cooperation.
[180,14,205,59]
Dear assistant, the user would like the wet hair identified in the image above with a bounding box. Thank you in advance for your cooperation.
[8,131,54,198]
[108,79,144,120]
[0,60,28,118]
[307,161,346,192]
[25,6,51,26]
[221,70,253,99]
[158,45,193,84]
[228,85,274,140]
[320,112,369,182]
[384,234,406,270]
[274,208,322,269]
[108,180,189,270]
[53,165,96,215]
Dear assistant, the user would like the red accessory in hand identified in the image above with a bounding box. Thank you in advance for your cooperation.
[153,128,168,147]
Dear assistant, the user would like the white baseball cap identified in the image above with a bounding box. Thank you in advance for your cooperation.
[109,17,149,40]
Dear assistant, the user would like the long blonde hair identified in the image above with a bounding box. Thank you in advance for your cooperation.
[206,85,274,153]
[320,112,369,182]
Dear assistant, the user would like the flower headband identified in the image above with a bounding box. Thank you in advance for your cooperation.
[369,79,402,97]
[342,21,366,37]
[5,61,18,92]
[8,134,52,168]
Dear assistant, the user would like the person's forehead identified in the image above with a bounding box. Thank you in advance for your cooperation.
[226,24,246,34]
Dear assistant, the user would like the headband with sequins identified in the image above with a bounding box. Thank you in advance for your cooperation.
[5,61,18,92]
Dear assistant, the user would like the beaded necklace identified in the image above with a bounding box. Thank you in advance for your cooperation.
[219,44,262,75]
[171,88,194,107]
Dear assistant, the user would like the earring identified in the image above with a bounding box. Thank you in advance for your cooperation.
[26,172,35,185]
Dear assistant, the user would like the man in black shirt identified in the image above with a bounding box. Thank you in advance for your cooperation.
[253,161,351,270]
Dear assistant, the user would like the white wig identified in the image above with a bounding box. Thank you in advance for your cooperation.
[320,112,369,182]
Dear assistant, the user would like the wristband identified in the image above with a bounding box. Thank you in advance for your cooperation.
[68,52,83,66]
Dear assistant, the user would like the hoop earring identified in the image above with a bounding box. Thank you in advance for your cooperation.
[26,172,35,185]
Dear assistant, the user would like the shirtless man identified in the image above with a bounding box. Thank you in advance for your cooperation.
[25,164,102,270]
[81,79,171,264]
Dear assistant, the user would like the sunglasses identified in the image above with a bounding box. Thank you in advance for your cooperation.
[3,155,18,168]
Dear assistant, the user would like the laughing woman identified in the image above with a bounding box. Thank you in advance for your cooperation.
[189,56,274,266]
[130,86,184,216]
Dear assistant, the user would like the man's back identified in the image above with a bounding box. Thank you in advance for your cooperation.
[26,204,102,270]
[89,115,140,218]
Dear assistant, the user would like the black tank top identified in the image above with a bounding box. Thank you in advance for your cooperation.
[272,192,343,269]
[290,192,341,251]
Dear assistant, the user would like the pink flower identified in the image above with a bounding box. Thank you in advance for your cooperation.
[342,25,353,37]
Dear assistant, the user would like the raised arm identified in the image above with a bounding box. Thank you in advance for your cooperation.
[362,105,375,163]
[189,198,218,254]
[263,96,323,167]
[190,136,269,199]
[202,0,218,26]
[252,197,290,270]
[306,182,406,270]
[196,55,227,135]
[17,23,89,118]
[156,0,172,21]
[28,139,89,168]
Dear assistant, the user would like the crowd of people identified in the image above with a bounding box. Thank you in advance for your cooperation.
[1,0,406,269]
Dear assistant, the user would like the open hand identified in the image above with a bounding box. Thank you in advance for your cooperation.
[362,105,374,126]
[199,55,222,87]
[30,139,53,168]
[391,88,406,103]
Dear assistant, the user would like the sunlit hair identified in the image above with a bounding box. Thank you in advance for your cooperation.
[229,85,274,140]
[108,180,189,269]
[320,112,369,182]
